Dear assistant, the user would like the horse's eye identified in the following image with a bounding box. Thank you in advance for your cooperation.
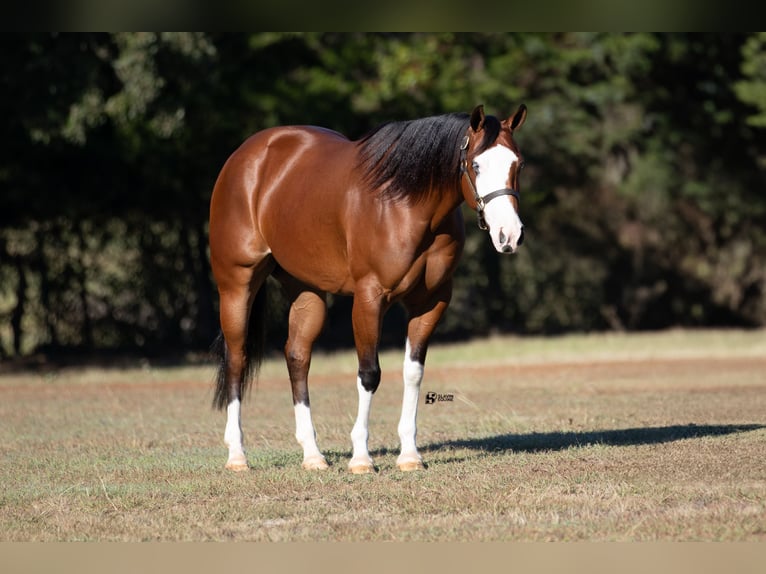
[472,161,480,174]
[519,160,526,171]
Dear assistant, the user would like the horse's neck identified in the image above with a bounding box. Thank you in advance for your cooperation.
[421,183,465,234]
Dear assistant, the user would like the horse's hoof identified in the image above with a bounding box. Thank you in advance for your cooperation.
[348,457,376,474]
[396,454,425,472]
[397,459,425,472]
[225,461,249,472]
[302,456,329,471]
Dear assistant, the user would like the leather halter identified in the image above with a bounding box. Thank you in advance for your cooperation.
[459,135,520,231]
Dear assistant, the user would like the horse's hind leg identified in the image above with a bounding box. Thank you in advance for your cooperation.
[214,257,274,471]
[277,271,329,470]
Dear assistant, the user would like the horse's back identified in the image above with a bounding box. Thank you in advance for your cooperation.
[213,125,352,200]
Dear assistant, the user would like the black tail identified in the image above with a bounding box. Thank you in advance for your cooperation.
[211,282,269,410]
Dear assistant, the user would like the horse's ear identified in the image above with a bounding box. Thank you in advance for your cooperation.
[470,105,485,132]
[509,104,527,131]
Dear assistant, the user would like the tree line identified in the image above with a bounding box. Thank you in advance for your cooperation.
[2,33,765,359]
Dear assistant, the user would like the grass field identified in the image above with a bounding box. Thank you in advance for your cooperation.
[1,329,764,541]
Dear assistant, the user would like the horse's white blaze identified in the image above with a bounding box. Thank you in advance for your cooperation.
[349,376,375,471]
[293,402,325,466]
[474,145,524,253]
[224,398,246,467]
[397,339,424,465]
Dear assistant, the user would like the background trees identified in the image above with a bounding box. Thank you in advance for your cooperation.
[2,33,764,358]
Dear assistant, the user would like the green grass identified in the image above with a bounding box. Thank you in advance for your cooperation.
[1,329,764,541]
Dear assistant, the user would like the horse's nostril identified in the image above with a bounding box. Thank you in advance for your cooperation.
[498,229,507,245]
[517,228,525,246]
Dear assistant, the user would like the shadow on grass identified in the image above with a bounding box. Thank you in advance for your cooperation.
[252,425,764,469]
[421,424,765,456]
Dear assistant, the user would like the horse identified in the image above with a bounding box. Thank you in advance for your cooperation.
[208,103,527,473]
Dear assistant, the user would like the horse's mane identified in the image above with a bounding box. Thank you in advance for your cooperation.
[356,112,501,204]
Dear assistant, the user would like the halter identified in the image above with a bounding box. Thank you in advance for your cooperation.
[459,135,520,231]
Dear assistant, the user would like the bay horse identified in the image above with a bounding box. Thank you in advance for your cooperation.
[209,104,527,473]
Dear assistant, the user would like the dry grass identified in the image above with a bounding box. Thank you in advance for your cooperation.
[0,329,764,541]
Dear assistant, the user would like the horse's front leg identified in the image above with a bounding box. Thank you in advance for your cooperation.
[348,290,384,474]
[397,283,452,471]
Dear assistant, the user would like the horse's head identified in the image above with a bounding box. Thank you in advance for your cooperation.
[460,104,527,253]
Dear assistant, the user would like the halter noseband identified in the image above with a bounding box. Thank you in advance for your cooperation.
[459,134,520,231]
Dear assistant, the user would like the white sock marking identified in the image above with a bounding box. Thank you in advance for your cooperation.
[294,402,323,461]
[398,339,424,457]
[224,398,245,461]
[350,376,374,464]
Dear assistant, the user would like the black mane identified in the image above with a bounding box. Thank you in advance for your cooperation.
[356,112,501,204]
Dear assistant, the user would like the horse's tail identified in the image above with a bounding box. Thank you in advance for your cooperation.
[211,282,269,410]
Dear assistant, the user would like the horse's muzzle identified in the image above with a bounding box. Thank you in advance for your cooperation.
[498,226,524,253]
